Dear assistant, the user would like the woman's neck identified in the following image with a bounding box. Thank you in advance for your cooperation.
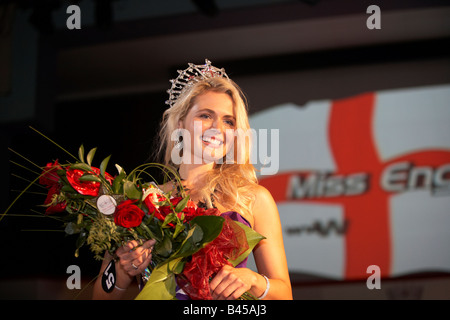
[177,163,215,205]
[178,162,214,185]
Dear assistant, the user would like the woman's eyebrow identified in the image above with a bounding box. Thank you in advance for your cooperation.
[197,108,235,120]
[196,108,214,114]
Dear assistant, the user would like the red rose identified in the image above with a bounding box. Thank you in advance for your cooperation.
[40,160,62,188]
[66,167,113,197]
[43,184,67,214]
[114,200,145,228]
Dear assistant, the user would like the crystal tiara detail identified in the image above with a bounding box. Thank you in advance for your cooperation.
[165,59,229,107]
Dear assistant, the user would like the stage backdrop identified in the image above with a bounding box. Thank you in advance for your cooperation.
[249,84,450,281]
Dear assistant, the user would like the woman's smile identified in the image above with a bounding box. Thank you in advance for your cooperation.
[201,135,223,148]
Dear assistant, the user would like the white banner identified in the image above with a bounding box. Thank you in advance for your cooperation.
[250,84,450,280]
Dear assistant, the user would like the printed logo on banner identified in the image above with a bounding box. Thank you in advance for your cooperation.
[250,84,450,280]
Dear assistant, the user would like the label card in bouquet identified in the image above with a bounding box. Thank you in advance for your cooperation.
[97,195,117,215]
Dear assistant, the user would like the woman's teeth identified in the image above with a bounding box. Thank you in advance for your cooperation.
[202,136,222,146]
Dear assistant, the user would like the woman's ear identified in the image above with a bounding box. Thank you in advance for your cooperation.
[177,120,184,129]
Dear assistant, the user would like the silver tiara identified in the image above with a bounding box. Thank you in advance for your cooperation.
[165,59,229,107]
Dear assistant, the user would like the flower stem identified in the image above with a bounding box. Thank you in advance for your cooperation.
[29,126,78,161]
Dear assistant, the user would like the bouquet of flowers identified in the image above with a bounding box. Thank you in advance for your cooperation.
[3,128,264,300]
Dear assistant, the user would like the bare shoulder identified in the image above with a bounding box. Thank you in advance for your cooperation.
[251,184,276,207]
[250,184,279,222]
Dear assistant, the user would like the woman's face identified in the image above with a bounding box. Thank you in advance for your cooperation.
[179,91,236,164]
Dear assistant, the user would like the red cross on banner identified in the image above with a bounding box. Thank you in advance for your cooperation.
[256,86,450,280]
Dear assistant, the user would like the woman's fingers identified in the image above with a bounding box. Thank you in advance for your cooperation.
[137,250,153,274]
[133,239,156,263]
[210,265,250,300]
[116,239,155,276]
[142,239,157,249]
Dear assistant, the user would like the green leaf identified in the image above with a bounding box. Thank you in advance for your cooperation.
[154,231,173,258]
[173,223,185,239]
[174,196,189,213]
[112,170,126,194]
[86,147,97,166]
[170,216,224,260]
[79,174,102,183]
[142,217,163,242]
[100,155,111,177]
[78,144,85,163]
[138,220,157,241]
[186,223,204,245]
[61,184,77,193]
[167,224,203,260]
[161,212,178,228]
[168,257,185,275]
[70,163,93,172]
[135,262,177,300]
[190,215,224,244]
[228,220,266,267]
[123,180,142,200]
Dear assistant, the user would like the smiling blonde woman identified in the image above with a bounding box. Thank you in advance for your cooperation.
[93,60,292,300]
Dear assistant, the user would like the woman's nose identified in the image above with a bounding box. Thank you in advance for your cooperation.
[211,118,223,132]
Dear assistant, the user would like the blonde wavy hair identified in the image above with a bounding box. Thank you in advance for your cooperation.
[156,77,258,217]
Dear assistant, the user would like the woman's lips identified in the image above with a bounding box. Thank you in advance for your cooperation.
[201,136,223,148]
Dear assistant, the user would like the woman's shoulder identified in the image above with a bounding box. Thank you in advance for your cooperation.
[249,184,279,221]
[250,184,275,204]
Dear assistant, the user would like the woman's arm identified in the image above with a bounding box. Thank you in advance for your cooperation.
[92,239,155,299]
[209,185,292,300]
[251,185,292,299]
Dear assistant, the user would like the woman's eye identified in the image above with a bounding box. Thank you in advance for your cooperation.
[199,114,211,119]
[224,120,235,127]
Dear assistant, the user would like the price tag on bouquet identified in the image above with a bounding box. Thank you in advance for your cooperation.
[101,260,117,293]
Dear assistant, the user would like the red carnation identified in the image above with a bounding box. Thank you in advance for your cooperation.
[66,167,113,197]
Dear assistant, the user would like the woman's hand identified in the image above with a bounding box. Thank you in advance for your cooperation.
[92,239,156,299]
[116,239,156,278]
[209,265,261,300]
